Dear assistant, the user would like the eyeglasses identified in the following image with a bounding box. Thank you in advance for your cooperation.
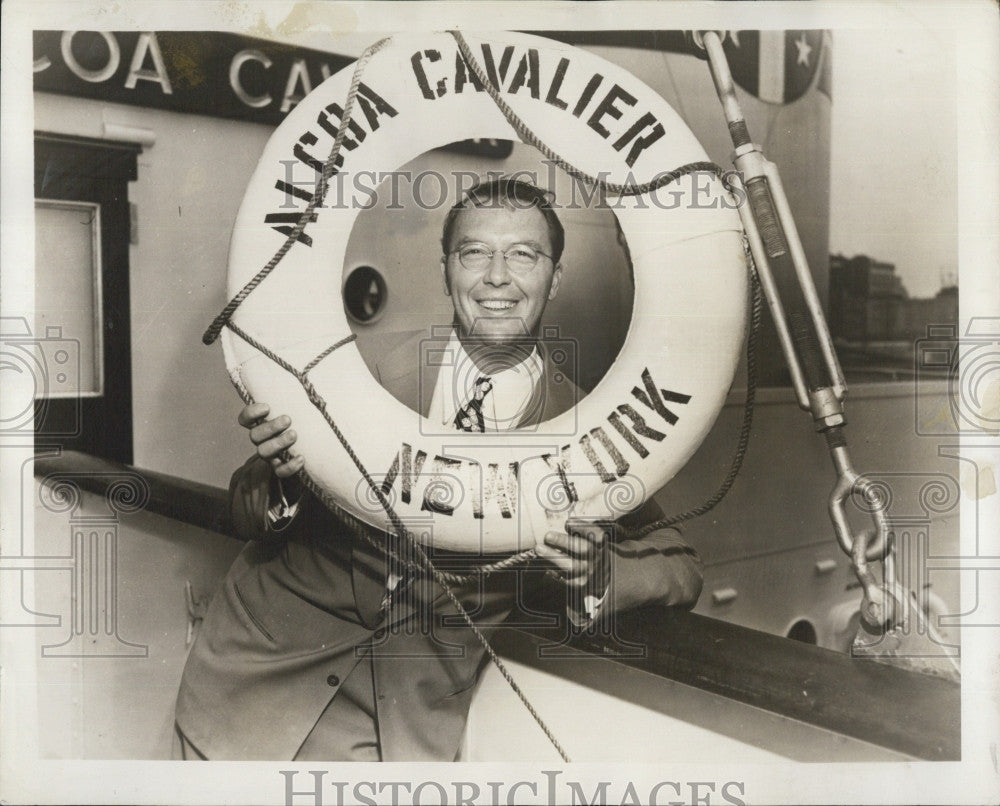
[449,242,553,274]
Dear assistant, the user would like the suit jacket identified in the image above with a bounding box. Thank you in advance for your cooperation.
[175,329,703,760]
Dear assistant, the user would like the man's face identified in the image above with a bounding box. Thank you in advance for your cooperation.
[441,204,562,343]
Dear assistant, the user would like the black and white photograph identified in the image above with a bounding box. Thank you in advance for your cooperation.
[1,1,998,804]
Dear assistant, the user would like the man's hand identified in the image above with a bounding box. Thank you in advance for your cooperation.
[238,402,305,479]
[535,518,612,590]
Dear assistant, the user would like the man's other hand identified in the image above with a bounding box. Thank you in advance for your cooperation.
[536,518,612,590]
[238,402,305,479]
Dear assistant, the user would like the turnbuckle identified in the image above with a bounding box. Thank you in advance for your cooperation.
[696,30,904,630]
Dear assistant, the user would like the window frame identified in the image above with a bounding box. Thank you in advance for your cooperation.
[34,131,140,463]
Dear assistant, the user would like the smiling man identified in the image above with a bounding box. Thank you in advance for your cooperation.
[174,177,704,762]
[445,180,562,341]
[373,177,578,431]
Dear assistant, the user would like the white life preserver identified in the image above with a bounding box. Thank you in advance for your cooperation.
[222,31,747,553]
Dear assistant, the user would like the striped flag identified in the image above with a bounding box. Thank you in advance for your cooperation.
[723,30,827,104]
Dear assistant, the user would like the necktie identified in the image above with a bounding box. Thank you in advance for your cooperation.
[454,376,493,432]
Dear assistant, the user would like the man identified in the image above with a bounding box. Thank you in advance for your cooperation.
[174,178,703,761]
[371,177,578,431]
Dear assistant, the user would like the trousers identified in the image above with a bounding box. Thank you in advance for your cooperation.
[175,646,380,761]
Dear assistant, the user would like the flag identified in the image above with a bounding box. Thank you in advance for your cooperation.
[723,30,827,104]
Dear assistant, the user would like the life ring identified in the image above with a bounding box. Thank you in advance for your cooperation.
[222,31,747,553]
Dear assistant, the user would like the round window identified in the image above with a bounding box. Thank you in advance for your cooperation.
[343,265,387,324]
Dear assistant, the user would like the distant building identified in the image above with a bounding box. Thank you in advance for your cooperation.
[829,253,956,342]
[905,285,958,337]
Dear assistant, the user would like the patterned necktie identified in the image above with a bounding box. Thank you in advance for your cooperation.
[454,376,493,432]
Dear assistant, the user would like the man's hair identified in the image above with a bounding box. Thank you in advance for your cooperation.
[441,177,565,264]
